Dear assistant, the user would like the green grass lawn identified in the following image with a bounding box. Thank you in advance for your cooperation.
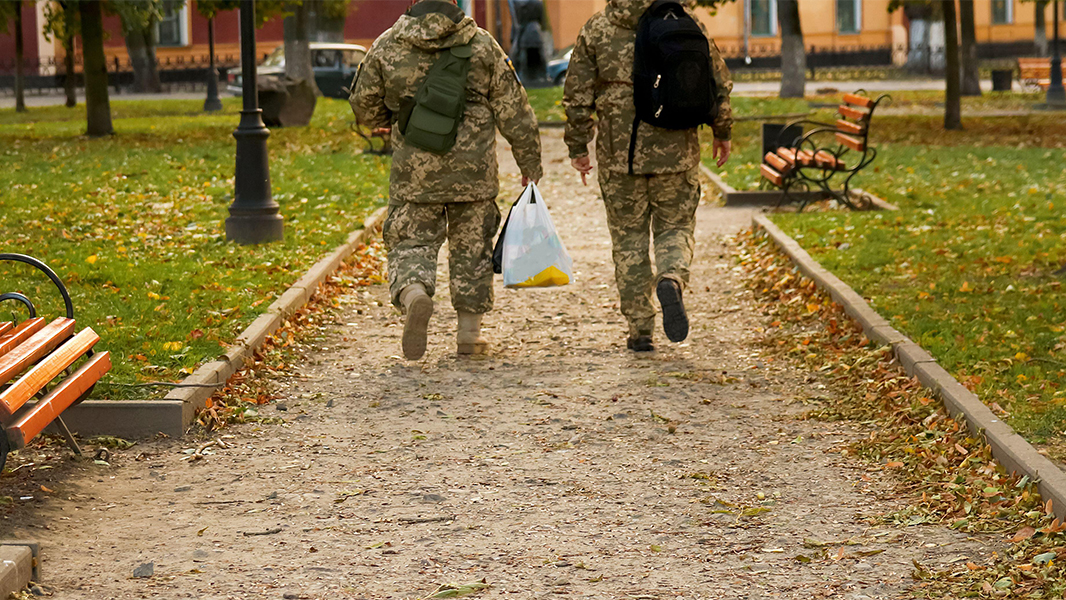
[698,92,1066,460]
[0,97,390,400]
[525,85,811,123]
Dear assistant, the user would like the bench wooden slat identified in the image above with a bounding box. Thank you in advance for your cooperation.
[6,351,111,449]
[835,133,866,152]
[0,327,98,418]
[0,318,76,387]
[797,149,816,164]
[843,93,875,108]
[764,152,792,174]
[0,318,47,360]
[760,164,784,186]
[0,323,11,338]
[776,148,798,164]
[814,150,846,170]
[836,119,865,135]
[839,105,870,121]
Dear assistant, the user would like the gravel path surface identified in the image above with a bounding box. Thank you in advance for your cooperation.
[5,130,991,599]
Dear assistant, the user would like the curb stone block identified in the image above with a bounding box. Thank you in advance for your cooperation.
[895,342,937,373]
[921,362,1066,511]
[0,541,38,582]
[754,213,1066,520]
[293,258,338,295]
[222,346,249,372]
[267,287,309,318]
[840,300,890,332]
[869,325,908,346]
[234,313,283,355]
[74,207,389,440]
[0,545,33,597]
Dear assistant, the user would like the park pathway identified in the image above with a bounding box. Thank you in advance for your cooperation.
[8,130,990,599]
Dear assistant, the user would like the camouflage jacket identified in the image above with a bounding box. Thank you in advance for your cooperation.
[563,0,733,175]
[351,0,543,204]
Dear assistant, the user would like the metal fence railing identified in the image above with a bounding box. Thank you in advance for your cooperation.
[0,53,267,97]
[714,41,1036,77]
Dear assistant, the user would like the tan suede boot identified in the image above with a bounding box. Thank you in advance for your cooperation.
[456,311,489,355]
[399,283,433,360]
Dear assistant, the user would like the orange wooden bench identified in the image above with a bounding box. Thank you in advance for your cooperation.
[0,254,111,472]
[1018,57,1052,91]
[759,91,889,211]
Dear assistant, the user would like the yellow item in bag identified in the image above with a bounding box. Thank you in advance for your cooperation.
[511,265,571,288]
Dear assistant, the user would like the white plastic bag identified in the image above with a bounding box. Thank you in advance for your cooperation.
[501,183,573,289]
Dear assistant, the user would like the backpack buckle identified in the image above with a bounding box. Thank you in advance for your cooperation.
[655,106,663,118]
[654,74,661,89]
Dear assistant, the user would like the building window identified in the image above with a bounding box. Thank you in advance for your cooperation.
[157,1,188,47]
[837,0,861,34]
[749,0,777,37]
[991,0,1013,24]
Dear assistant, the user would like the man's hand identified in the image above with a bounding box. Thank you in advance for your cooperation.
[712,139,732,168]
[571,156,593,186]
[521,176,540,187]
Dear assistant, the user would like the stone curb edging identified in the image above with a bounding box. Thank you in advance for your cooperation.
[699,163,899,211]
[54,206,389,440]
[753,214,1066,520]
[0,542,35,597]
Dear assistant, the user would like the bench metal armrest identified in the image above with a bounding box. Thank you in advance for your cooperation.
[0,254,75,320]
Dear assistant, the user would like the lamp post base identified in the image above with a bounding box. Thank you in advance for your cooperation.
[1047,87,1066,107]
[204,75,223,112]
[225,214,285,245]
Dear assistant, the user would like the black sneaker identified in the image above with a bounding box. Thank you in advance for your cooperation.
[657,279,689,343]
[627,335,654,352]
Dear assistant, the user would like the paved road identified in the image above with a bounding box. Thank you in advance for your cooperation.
[0,90,207,110]
[3,129,992,599]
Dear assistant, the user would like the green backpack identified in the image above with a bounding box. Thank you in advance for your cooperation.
[398,41,473,155]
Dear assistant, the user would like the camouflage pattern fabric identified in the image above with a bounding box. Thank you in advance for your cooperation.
[598,167,701,336]
[383,199,502,314]
[563,0,733,175]
[350,0,543,204]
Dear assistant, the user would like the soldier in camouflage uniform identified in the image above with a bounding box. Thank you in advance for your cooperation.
[564,0,733,352]
[351,0,543,360]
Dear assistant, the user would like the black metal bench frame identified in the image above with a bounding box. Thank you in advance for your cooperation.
[761,92,891,212]
[0,253,91,472]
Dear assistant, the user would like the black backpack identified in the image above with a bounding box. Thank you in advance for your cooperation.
[630,0,717,171]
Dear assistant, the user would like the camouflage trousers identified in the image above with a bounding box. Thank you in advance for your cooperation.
[383,199,502,314]
[598,167,701,336]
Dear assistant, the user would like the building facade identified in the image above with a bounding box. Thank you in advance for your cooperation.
[0,0,1057,77]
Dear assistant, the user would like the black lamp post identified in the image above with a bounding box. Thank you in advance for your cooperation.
[1049,0,1065,107]
[227,0,283,245]
[203,16,223,112]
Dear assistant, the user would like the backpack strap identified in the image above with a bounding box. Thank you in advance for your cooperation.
[628,117,640,175]
[406,0,466,23]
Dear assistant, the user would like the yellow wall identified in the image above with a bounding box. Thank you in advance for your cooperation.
[541,0,1051,53]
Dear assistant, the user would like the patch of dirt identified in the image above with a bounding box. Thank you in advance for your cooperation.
[2,130,993,599]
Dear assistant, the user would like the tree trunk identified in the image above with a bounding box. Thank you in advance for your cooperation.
[79,0,113,137]
[777,0,806,98]
[124,24,162,93]
[63,1,77,108]
[959,0,981,96]
[283,1,320,95]
[943,0,962,130]
[1036,0,1049,57]
[14,1,25,113]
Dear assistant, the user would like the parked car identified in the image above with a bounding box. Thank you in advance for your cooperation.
[226,43,368,100]
[547,46,572,87]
